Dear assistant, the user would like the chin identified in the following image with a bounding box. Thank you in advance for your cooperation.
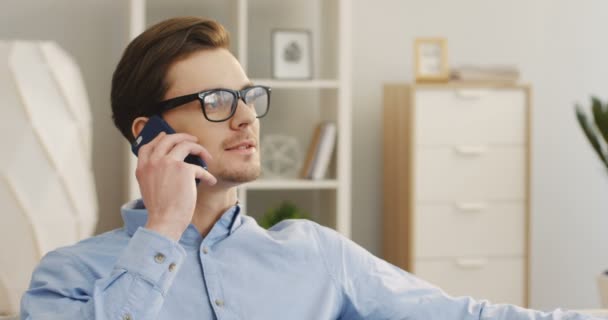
[217,164,261,184]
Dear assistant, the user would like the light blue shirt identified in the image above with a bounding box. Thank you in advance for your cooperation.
[21,199,597,319]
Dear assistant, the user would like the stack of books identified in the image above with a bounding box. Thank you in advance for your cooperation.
[299,121,337,180]
[450,65,519,84]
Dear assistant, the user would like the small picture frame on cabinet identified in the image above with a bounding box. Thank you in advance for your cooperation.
[272,29,313,79]
[414,37,449,83]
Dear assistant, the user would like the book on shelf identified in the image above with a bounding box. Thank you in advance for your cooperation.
[299,121,337,180]
[299,123,323,178]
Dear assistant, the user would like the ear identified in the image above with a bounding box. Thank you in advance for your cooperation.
[131,116,149,139]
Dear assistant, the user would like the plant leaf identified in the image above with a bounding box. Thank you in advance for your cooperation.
[591,96,608,145]
[258,201,310,229]
[576,104,608,165]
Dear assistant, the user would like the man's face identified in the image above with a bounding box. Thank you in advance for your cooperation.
[162,48,261,186]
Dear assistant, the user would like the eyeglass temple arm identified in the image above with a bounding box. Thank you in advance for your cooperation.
[156,92,200,113]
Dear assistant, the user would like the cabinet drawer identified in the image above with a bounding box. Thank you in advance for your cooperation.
[414,88,526,146]
[414,257,525,305]
[414,146,526,202]
[414,202,525,258]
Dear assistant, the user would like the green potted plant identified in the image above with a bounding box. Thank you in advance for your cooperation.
[258,201,311,229]
[575,96,608,308]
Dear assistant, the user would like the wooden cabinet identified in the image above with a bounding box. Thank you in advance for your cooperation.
[382,83,531,306]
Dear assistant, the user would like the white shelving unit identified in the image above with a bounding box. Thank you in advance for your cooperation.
[127,0,352,237]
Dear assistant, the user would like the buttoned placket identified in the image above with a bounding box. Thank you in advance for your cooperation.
[197,205,241,320]
[199,238,227,319]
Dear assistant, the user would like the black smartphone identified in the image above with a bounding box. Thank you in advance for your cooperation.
[131,115,207,184]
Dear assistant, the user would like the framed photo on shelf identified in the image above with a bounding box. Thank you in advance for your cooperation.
[414,37,449,83]
[272,29,313,79]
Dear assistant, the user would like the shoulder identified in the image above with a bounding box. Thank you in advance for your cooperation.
[261,218,344,245]
[268,219,379,272]
[268,218,325,235]
[238,217,362,261]
[263,219,378,283]
[260,218,351,259]
[236,217,334,254]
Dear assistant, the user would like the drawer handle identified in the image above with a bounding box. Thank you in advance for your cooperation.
[455,258,488,269]
[454,145,487,156]
[455,202,487,212]
[454,89,491,99]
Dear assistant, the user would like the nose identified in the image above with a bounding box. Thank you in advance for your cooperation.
[229,98,256,130]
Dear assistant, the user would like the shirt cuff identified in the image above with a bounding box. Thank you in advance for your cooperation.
[114,227,186,294]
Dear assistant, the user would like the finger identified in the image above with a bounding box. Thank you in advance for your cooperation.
[150,133,198,160]
[168,141,213,164]
[192,165,217,186]
[138,131,166,162]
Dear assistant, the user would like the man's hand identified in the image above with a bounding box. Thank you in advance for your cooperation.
[135,132,216,241]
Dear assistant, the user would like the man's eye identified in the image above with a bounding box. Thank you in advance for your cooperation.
[205,96,218,109]
[247,89,262,99]
[244,89,263,104]
[205,92,231,111]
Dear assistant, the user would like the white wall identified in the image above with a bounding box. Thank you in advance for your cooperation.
[351,0,608,310]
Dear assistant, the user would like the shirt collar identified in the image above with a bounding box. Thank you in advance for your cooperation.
[120,199,243,247]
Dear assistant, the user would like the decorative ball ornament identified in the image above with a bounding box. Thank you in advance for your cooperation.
[0,41,98,314]
[260,135,302,179]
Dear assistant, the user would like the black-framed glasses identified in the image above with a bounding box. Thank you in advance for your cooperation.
[154,85,271,122]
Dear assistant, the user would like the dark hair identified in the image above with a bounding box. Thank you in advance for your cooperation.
[111,16,230,143]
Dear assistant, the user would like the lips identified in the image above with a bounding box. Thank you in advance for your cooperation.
[225,140,256,151]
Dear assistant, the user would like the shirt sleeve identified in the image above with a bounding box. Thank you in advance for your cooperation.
[20,227,186,320]
[311,223,600,320]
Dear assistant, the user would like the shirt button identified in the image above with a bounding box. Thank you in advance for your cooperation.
[202,246,209,254]
[123,313,132,320]
[215,299,224,307]
[154,253,165,264]
[168,263,177,272]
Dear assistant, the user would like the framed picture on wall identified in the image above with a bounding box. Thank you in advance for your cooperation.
[272,30,313,79]
[414,37,449,82]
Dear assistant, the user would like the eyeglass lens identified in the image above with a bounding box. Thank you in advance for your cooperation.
[202,87,268,121]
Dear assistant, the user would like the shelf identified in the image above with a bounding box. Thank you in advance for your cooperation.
[251,79,340,89]
[243,179,339,190]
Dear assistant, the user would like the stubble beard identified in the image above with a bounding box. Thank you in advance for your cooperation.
[215,158,261,183]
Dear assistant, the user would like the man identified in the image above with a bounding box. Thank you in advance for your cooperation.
[20,16,597,320]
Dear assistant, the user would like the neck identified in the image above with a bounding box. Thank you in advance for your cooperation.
[191,183,238,237]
